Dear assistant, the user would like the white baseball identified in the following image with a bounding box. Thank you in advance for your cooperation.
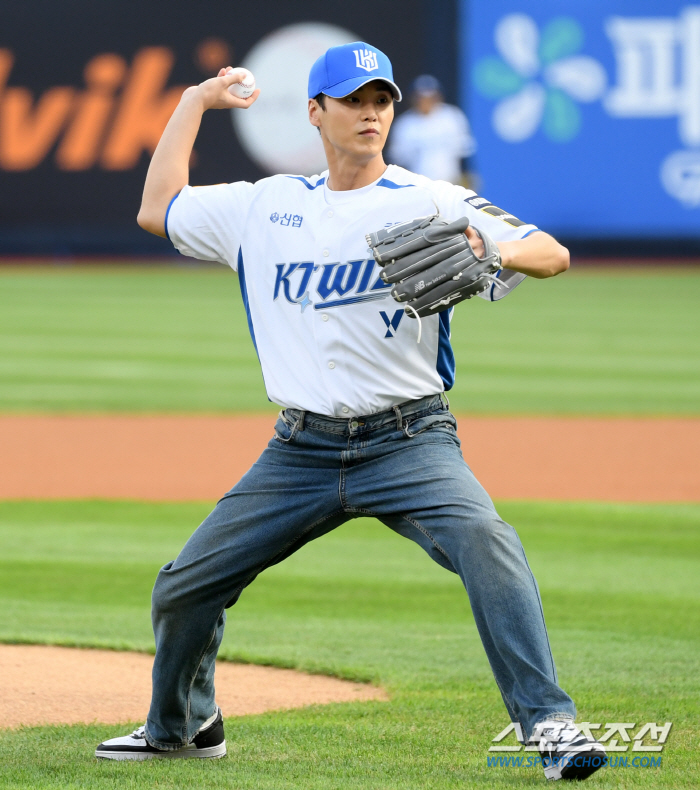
[227,67,256,99]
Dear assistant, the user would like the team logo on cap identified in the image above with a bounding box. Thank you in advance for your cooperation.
[353,49,379,72]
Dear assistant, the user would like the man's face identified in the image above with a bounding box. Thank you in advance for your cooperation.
[309,81,394,161]
[414,91,441,115]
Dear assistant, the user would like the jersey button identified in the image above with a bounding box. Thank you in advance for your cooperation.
[322,249,330,257]
[321,314,329,322]
[327,210,334,218]
[328,361,335,369]
[343,408,351,415]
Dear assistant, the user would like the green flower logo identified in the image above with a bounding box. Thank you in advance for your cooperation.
[473,14,607,142]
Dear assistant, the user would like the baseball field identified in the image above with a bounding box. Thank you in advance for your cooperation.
[0,263,698,788]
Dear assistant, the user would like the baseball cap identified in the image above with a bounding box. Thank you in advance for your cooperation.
[308,41,402,101]
[411,74,442,95]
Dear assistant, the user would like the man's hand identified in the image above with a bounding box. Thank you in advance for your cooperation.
[196,68,260,111]
[137,67,261,237]
[465,226,485,259]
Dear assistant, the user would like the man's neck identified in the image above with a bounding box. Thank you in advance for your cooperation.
[325,154,388,192]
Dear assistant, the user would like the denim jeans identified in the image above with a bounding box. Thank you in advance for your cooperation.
[145,394,575,749]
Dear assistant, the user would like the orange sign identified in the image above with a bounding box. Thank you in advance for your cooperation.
[0,47,188,171]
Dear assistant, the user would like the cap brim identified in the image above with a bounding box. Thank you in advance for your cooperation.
[323,76,402,102]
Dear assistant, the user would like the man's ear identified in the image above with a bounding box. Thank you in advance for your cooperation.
[308,99,321,130]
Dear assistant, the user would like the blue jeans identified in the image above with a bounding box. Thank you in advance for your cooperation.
[145,394,575,749]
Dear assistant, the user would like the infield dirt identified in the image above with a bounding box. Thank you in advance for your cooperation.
[0,644,387,728]
[1,414,697,502]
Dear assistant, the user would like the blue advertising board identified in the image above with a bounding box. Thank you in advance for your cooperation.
[460,1,700,238]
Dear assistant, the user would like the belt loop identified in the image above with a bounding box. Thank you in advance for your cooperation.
[297,410,306,431]
[392,405,403,431]
[441,392,450,411]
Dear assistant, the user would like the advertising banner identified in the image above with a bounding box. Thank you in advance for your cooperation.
[462,1,700,240]
[0,0,425,253]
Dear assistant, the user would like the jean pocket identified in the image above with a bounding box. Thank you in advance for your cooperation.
[273,411,298,443]
[403,411,457,439]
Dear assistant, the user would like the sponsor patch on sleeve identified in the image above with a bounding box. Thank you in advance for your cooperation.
[465,195,527,228]
[465,195,492,209]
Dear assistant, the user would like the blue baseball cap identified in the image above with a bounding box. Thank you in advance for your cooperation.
[411,74,442,95]
[308,41,402,102]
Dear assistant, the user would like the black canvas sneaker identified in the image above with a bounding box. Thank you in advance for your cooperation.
[95,707,226,760]
[535,720,606,781]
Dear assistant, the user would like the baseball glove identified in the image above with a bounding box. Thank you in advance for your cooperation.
[366,214,503,319]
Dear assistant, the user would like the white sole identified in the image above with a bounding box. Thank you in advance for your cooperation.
[95,741,227,760]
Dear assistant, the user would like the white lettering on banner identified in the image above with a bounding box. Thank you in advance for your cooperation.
[660,149,700,206]
[681,7,700,146]
[605,18,678,116]
[605,7,700,146]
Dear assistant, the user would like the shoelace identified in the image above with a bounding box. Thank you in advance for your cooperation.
[131,725,146,739]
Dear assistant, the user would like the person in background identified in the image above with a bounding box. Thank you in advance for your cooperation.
[388,74,477,188]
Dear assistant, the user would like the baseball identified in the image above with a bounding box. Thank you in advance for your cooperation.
[227,67,256,99]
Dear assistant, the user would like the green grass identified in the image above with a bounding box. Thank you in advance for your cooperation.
[0,499,698,788]
[0,265,698,415]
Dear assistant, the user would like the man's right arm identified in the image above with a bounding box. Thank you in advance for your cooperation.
[137,68,260,238]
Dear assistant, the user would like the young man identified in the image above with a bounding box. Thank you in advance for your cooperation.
[96,42,605,781]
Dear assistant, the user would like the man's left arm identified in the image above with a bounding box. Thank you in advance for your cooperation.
[466,226,569,279]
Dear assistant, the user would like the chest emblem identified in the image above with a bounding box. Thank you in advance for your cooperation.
[270,212,303,227]
[273,259,391,311]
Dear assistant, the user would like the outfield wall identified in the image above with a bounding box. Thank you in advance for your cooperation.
[0,0,429,255]
[1,1,698,255]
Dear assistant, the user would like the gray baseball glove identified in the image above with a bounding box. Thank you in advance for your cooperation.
[366,214,503,318]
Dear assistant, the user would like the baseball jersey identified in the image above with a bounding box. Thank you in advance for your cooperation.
[389,104,476,183]
[166,164,537,417]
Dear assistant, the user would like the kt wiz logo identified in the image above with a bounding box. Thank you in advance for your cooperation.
[353,49,379,72]
[273,259,391,312]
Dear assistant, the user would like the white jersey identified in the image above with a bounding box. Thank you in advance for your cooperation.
[389,104,476,183]
[166,164,537,417]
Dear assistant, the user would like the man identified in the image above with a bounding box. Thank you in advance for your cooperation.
[389,74,477,186]
[96,42,605,781]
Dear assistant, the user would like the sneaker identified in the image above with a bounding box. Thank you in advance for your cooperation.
[95,707,226,760]
[535,720,606,781]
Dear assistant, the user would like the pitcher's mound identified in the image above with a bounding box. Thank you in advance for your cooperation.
[0,644,387,728]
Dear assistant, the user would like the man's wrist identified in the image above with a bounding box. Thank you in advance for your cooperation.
[180,85,207,114]
[497,241,515,269]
